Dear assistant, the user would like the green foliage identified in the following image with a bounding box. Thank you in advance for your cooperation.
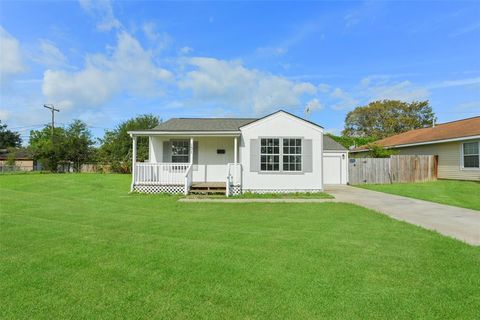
[28,126,67,172]
[5,148,17,166]
[0,120,22,148]
[97,114,160,173]
[1,174,479,318]
[64,120,95,171]
[343,100,436,139]
[28,120,94,172]
[325,133,376,149]
[365,143,398,158]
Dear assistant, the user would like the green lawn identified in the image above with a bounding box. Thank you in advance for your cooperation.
[358,180,480,211]
[1,174,479,319]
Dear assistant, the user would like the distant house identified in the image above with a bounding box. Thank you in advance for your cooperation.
[351,116,480,181]
[0,148,35,171]
[128,110,348,195]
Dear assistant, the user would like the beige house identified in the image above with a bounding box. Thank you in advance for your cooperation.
[351,116,480,181]
[0,149,35,172]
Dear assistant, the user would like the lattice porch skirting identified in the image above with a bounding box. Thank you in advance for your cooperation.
[133,184,184,194]
[227,185,242,196]
[242,189,324,194]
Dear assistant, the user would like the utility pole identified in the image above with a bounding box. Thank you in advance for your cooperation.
[43,104,59,140]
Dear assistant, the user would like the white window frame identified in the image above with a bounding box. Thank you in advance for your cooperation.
[171,139,190,163]
[259,137,303,173]
[282,138,302,172]
[461,141,480,170]
[260,138,280,172]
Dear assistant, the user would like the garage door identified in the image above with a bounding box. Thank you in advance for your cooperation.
[323,155,342,184]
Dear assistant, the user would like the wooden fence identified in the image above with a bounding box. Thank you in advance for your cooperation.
[348,155,438,185]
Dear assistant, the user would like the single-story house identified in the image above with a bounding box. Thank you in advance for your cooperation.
[351,116,480,181]
[0,148,35,171]
[128,110,348,195]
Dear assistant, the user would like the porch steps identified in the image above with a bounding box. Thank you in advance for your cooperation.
[189,182,226,195]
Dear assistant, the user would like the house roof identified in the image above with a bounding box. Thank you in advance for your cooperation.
[323,135,347,151]
[0,148,33,160]
[353,116,480,151]
[146,110,324,132]
[152,118,257,131]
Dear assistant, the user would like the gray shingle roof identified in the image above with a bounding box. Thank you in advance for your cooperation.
[323,135,347,151]
[152,118,257,131]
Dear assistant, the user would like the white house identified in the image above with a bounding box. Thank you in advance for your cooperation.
[128,110,348,195]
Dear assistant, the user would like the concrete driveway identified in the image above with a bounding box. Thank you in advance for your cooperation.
[325,185,480,246]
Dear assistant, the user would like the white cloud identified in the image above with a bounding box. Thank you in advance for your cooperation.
[429,77,480,89]
[318,83,330,93]
[0,27,26,82]
[179,57,318,114]
[142,22,171,51]
[42,32,172,109]
[330,88,359,110]
[79,0,121,31]
[32,40,68,68]
[305,98,322,112]
[179,46,193,55]
[364,80,429,102]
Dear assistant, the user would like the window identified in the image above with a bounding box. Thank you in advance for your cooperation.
[260,138,280,171]
[283,139,302,171]
[171,140,189,163]
[463,142,479,168]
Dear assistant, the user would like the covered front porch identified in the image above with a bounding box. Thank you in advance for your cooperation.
[129,133,242,196]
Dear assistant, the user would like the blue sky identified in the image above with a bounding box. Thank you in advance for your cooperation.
[1,0,479,142]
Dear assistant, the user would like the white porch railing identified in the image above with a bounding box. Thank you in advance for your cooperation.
[226,163,242,196]
[134,162,189,185]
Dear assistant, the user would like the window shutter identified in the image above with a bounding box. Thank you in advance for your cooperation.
[193,141,199,164]
[162,141,171,162]
[303,139,313,172]
[250,139,259,172]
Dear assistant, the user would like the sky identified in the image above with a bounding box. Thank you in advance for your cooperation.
[1,0,479,143]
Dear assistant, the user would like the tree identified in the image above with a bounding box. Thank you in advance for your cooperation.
[28,120,95,172]
[342,100,436,139]
[28,126,67,172]
[64,120,95,171]
[325,133,376,149]
[98,114,160,173]
[365,143,398,158]
[0,120,22,148]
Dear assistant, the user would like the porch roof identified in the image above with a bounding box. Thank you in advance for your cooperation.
[128,118,256,137]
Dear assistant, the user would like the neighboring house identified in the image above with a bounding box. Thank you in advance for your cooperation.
[351,116,480,181]
[128,110,348,195]
[0,148,35,171]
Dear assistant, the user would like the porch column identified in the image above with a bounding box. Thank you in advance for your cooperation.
[131,136,137,192]
[189,137,194,165]
[233,136,238,185]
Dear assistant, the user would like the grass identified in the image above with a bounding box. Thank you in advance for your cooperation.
[1,174,479,319]
[357,180,480,211]
[187,191,334,199]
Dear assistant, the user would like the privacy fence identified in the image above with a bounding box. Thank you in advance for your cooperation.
[349,155,438,185]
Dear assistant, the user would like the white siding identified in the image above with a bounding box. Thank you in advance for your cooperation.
[396,140,480,181]
[323,151,348,185]
[239,112,324,191]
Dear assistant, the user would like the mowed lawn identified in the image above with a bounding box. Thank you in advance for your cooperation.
[1,174,479,319]
[358,180,480,211]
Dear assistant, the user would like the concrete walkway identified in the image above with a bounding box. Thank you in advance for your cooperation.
[179,198,336,203]
[325,185,480,246]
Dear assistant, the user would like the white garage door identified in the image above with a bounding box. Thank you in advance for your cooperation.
[323,155,343,184]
